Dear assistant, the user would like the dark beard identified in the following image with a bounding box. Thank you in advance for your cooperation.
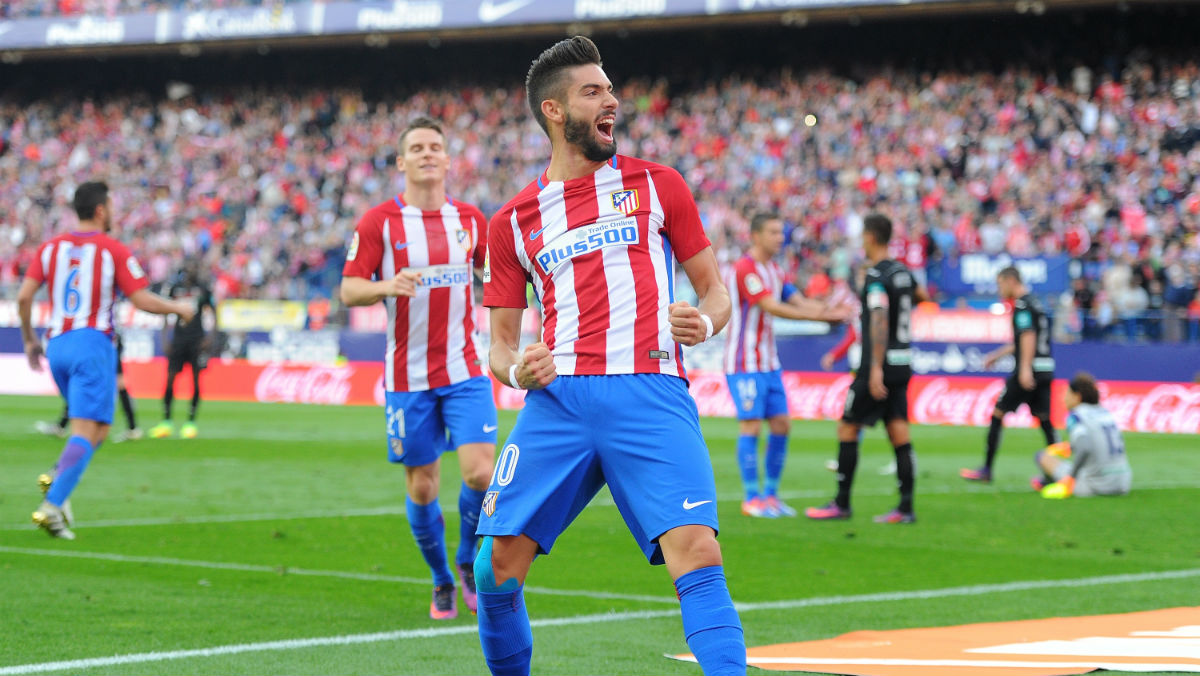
[563,111,617,163]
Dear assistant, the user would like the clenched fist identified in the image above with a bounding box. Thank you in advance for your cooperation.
[669,301,709,346]
[515,342,557,390]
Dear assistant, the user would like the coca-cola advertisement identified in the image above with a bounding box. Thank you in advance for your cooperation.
[16,356,1196,435]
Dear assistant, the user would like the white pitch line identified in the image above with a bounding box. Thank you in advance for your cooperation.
[3,480,1196,531]
[3,566,1199,676]
[0,546,679,605]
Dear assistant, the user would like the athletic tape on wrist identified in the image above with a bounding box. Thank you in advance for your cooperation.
[700,314,714,342]
[508,363,525,390]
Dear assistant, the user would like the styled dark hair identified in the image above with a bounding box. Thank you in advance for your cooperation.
[526,35,603,134]
[997,266,1022,283]
[399,116,444,151]
[863,213,892,246]
[73,181,109,220]
[750,212,780,234]
[1069,371,1101,405]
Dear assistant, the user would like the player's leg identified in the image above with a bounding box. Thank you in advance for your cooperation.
[475,534,538,676]
[1032,379,1058,446]
[36,331,116,538]
[151,351,183,438]
[659,526,745,676]
[808,379,869,519]
[594,374,744,676]
[1032,441,1071,491]
[441,376,500,613]
[962,378,1020,482]
[181,350,203,439]
[116,361,140,439]
[761,370,793,516]
[387,390,456,617]
[474,378,601,675]
[726,373,764,515]
[876,410,916,524]
[405,457,458,618]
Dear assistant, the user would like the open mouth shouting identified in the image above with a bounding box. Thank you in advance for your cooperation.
[596,115,616,144]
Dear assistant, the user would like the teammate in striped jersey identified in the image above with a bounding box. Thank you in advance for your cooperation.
[725,213,846,519]
[475,36,744,676]
[340,117,496,620]
[18,181,194,539]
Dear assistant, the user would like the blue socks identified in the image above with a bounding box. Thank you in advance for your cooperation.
[406,497,454,587]
[477,586,532,675]
[736,435,759,501]
[764,433,787,498]
[675,565,746,676]
[45,436,96,507]
[457,483,486,566]
[476,538,532,676]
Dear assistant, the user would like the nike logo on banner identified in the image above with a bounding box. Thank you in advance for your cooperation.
[682,499,712,510]
[395,241,410,250]
[483,424,498,433]
[528,225,548,241]
[478,0,535,23]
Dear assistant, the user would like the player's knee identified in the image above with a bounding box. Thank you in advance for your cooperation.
[474,536,520,594]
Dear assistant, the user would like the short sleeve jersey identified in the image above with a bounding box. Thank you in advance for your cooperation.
[483,155,710,378]
[859,258,914,380]
[167,279,215,345]
[1012,293,1053,376]
[723,255,795,374]
[27,232,150,339]
[343,196,488,392]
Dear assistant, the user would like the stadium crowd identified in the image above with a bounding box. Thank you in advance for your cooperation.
[0,0,296,19]
[2,49,1199,341]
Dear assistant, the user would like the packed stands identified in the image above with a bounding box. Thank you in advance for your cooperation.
[1,14,1198,341]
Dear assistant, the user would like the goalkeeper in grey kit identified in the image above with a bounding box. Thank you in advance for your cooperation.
[1035,372,1132,499]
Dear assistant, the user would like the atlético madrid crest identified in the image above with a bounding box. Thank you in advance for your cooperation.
[610,189,639,216]
[456,229,471,252]
[482,491,499,517]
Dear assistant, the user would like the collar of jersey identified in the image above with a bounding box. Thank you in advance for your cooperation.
[394,195,454,210]
[537,155,620,190]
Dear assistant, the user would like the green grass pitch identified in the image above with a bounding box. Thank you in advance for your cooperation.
[2,394,1198,675]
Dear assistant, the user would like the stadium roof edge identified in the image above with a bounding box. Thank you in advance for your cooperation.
[0,0,1178,63]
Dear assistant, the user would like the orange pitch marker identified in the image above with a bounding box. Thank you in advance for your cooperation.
[671,607,1200,675]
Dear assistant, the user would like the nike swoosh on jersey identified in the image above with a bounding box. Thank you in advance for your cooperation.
[478,0,535,23]
[483,424,498,433]
[528,225,548,241]
[682,499,712,510]
[395,241,410,250]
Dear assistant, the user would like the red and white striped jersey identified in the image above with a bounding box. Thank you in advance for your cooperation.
[26,232,149,339]
[343,196,487,392]
[484,155,711,378]
[723,255,787,374]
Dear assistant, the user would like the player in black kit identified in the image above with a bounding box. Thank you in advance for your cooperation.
[149,263,217,439]
[807,213,918,524]
[961,266,1057,482]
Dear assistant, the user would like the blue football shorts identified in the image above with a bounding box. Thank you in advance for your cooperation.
[724,369,789,421]
[384,375,498,467]
[476,373,720,565]
[46,328,117,425]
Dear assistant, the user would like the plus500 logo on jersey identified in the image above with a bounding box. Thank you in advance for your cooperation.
[411,264,472,289]
[536,218,640,274]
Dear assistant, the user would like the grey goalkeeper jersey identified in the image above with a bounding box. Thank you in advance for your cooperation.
[1066,404,1132,491]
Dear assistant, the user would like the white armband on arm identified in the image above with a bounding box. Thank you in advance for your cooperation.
[700,314,714,342]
